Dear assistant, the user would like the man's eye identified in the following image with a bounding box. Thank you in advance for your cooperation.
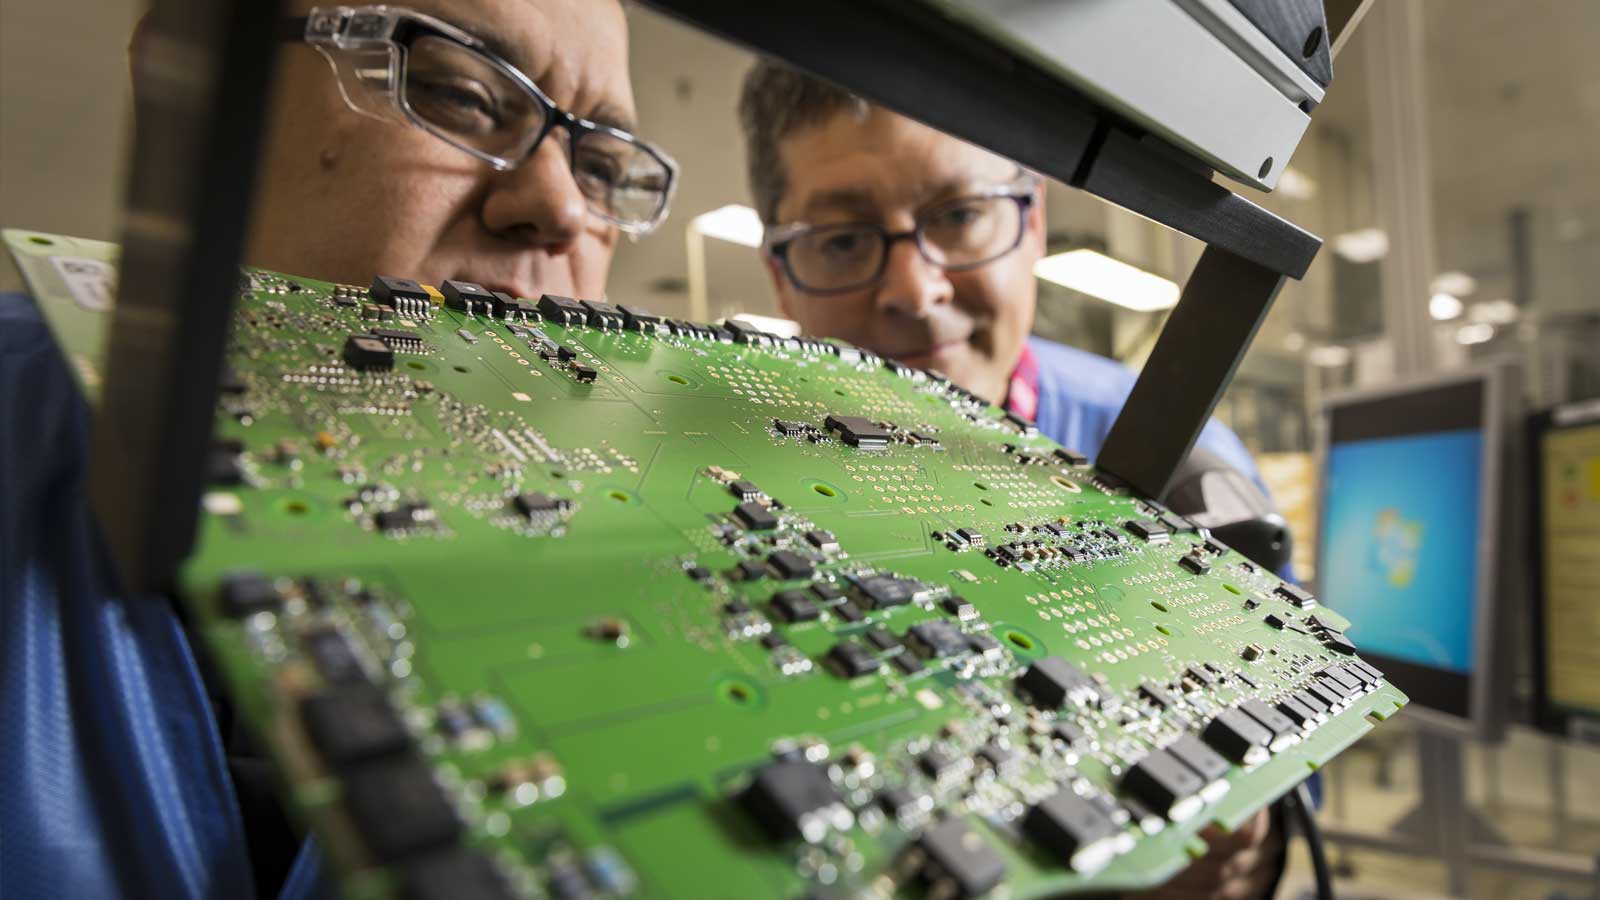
[821,232,865,256]
[932,204,985,228]
[575,150,623,187]
[408,75,501,131]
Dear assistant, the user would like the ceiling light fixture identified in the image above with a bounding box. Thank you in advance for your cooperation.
[1429,292,1463,321]
[1469,299,1520,325]
[1033,249,1179,312]
[1456,322,1496,345]
[1307,344,1352,367]
[1429,271,1477,297]
[1331,228,1388,264]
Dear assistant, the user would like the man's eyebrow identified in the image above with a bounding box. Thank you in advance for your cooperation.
[802,188,879,218]
[464,28,637,133]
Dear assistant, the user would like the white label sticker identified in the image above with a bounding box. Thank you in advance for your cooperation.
[49,255,117,312]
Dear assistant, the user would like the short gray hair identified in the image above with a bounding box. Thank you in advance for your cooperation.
[738,59,870,224]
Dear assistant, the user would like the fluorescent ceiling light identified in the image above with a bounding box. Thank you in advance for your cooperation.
[1307,344,1351,367]
[729,313,801,338]
[1277,166,1317,200]
[1332,228,1388,264]
[1430,271,1477,297]
[1469,298,1519,325]
[1033,249,1179,312]
[691,204,764,248]
[1283,331,1306,353]
[1456,322,1495,345]
[1429,292,1463,321]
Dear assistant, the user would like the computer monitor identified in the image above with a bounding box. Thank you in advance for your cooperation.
[1529,399,1600,743]
[1315,365,1516,737]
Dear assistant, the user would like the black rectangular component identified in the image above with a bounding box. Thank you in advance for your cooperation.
[1275,582,1318,608]
[827,641,882,677]
[734,559,767,582]
[343,756,462,861]
[728,479,762,501]
[865,627,902,652]
[1023,790,1119,871]
[767,550,814,580]
[1275,695,1319,727]
[512,492,569,519]
[810,583,844,603]
[1185,665,1217,687]
[1017,656,1099,709]
[770,589,821,623]
[369,275,429,308]
[537,293,587,326]
[1264,613,1286,629]
[343,334,395,371]
[1293,688,1331,715]
[402,848,517,900]
[833,602,864,623]
[740,760,842,842]
[804,529,839,552]
[219,570,277,618]
[1322,666,1365,694]
[732,502,778,530]
[854,574,927,608]
[572,364,598,383]
[917,817,1007,899]
[1122,750,1205,819]
[300,685,410,768]
[909,620,968,659]
[441,279,495,314]
[1238,698,1298,741]
[619,304,664,332]
[824,414,892,449]
[1124,519,1170,542]
[1323,632,1358,655]
[1051,720,1088,748]
[1054,447,1089,466]
[1305,681,1344,710]
[579,299,625,328]
[304,626,366,685]
[773,419,808,437]
[1139,683,1175,710]
[1202,708,1273,763]
[1166,734,1230,783]
[1178,552,1210,575]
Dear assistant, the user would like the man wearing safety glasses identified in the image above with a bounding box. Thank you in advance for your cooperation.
[739,61,1290,900]
[1,3,670,899]
[248,1,676,299]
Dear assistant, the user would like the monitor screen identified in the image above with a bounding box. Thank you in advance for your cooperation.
[1533,405,1600,737]
[1318,377,1492,719]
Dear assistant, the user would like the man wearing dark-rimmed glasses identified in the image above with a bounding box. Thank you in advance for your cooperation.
[740,60,1289,900]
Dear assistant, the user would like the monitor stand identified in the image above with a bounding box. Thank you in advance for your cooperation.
[1389,730,1507,896]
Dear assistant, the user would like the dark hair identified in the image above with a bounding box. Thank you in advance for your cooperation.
[737,59,870,224]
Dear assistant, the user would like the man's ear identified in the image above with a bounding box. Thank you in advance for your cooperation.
[1025,179,1048,256]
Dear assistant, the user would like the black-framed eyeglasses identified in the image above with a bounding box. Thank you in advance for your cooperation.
[283,5,679,234]
[763,176,1039,294]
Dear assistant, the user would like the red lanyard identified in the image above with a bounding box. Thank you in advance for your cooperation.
[1006,342,1039,422]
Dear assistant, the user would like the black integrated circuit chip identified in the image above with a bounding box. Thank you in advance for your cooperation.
[441,279,496,314]
[300,685,411,768]
[732,502,778,531]
[1121,750,1205,820]
[1023,789,1120,873]
[343,333,395,371]
[219,570,278,618]
[908,620,968,659]
[342,756,462,861]
[824,414,891,450]
[579,299,625,329]
[915,817,1007,899]
[1017,656,1100,709]
[770,589,821,623]
[403,848,518,900]
[740,760,843,842]
[536,293,587,325]
[766,550,814,580]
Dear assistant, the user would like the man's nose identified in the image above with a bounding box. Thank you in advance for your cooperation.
[479,137,587,253]
[874,236,951,318]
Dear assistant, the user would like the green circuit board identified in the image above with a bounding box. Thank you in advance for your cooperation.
[7,229,1406,900]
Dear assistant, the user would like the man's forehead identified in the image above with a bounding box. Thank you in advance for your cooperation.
[394,0,635,129]
[780,110,1019,220]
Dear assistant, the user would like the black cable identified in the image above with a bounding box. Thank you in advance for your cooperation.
[1288,780,1335,900]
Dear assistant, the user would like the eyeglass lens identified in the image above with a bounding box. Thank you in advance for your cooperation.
[784,194,1025,292]
[401,35,671,229]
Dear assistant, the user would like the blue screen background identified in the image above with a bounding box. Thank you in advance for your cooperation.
[1320,429,1483,672]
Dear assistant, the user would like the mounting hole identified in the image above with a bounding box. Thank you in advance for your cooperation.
[1151,600,1169,613]
[980,498,993,507]
[1156,624,1173,636]
[1004,631,1035,651]
[406,361,427,371]
[281,499,311,516]
[974,481,989,491]
[608,489,632,503]
[833,388,848,397]
[717,677,762,707]
[812,483,837,497]
[28,236,53,246]
[1303,26,1324,58]
[666,374,688,385]
[453,365,470,373]
[1259,157,1273,178]
[1049,474,1081,493]
[1223,583,1243,596]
